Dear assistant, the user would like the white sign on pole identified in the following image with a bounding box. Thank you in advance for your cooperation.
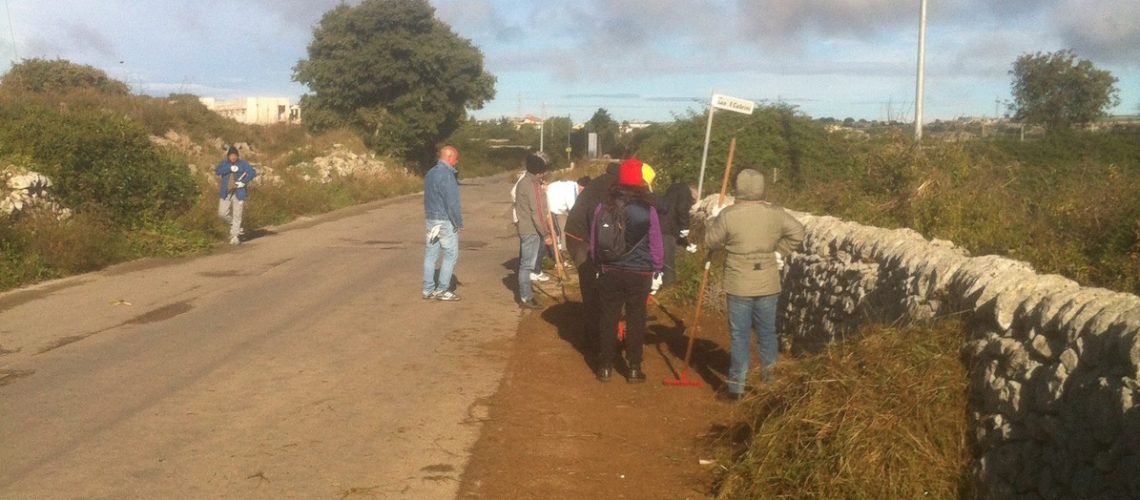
[710,94,756,115]
[697,93,756,197]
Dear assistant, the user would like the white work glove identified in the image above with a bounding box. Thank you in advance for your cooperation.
[650,272,663,294]
[229,164,239,173]
[775,252,785,271]
[426,224,441,244]
[679,229,690,238]
[686,243,698,253]
[235,181,246,189]
[710,204,725,218]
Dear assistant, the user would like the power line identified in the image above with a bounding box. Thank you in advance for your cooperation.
[4,0,17,61]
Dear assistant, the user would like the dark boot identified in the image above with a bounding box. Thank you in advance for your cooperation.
[596,363,613,382]
[627,363,646,384]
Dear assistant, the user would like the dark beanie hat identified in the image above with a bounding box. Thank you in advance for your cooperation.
[227,145,239,156]
[618,157,644,187]
[524,153,547,174]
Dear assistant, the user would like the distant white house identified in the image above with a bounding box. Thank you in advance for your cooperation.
[199,97,301,125]
[621,121,653,135]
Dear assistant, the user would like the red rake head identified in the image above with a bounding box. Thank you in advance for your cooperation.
[662,371,703,387]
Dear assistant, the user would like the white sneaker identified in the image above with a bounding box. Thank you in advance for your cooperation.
[530,272,550,282]
[229,236,241,245]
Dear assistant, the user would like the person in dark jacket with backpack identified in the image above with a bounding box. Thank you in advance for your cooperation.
[590,158,664,383]
[564,161,620,354]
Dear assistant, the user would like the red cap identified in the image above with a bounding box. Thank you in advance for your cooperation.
[619,157,644,187]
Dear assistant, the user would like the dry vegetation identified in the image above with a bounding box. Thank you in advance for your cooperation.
[714,321,972,499]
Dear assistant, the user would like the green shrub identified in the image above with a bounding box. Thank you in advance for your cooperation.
[0,58,130,95]
[0,100,196,224]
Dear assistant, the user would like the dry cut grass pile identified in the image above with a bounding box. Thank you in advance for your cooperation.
[716,321,973,499]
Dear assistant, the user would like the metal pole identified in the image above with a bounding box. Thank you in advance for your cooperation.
[566,115,572,162]
[696,102,716,198]
[914,0,927,143]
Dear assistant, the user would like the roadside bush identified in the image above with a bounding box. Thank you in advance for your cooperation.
[0,100,197,224]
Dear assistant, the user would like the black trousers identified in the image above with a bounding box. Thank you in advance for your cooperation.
[577,259,601,354]
[597,268,652,367]
[662,236,678,284]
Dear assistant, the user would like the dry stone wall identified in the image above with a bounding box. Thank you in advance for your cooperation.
[775,210,1140,498]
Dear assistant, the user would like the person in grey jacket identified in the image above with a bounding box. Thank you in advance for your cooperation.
[514,153,552,309]
[705,168,804,401]
[422,145,463,301]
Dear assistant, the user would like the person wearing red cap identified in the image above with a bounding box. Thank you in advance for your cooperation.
[589,157,664,383]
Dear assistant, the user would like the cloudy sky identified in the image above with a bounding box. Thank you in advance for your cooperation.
[2,0,1138,123]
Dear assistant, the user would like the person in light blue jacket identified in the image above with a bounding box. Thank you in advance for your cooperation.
[215,145,257,245]
[422,145,464,301]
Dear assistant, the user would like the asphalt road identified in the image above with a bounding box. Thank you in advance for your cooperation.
[0,173,524,499]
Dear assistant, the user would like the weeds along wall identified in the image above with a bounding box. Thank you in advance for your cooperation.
[762,208,1140,497]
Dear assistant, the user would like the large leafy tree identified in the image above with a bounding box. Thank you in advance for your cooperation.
[1008,50,1120,133]
[293,0,495,161]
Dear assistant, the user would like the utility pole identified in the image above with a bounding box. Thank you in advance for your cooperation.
[914,0,927,143]
[566,114,572,162]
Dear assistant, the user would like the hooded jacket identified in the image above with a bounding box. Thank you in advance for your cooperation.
[215,158,257,201]
[705,170,804,296]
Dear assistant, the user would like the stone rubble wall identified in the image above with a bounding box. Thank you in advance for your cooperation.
[1,166,71,220]
[692,195,1140,498]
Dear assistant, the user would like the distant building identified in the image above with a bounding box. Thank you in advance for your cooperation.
[512,114,544,130]
[199,97,301,125]
[621,122,652,135]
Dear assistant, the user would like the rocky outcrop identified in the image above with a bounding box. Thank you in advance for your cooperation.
[1,166,71,220]
[291,145,390,184]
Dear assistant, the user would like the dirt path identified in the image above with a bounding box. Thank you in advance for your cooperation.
[458,283,740,500]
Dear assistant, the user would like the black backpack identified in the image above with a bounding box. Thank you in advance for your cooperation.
[592,203,644,262]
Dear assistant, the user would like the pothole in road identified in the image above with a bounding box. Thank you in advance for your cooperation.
[125,301,194,325]
[0,369,35,386]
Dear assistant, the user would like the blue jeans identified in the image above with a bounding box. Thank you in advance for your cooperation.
[726,293,780,394]
[518,233,541,301]
[423,219,458,294]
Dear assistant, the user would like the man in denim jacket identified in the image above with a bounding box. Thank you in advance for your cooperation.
[422,145,464,301]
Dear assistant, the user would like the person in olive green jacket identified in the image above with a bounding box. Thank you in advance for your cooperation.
[705,168,804,401]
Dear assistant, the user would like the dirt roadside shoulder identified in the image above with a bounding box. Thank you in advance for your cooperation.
[457,287,740,500]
